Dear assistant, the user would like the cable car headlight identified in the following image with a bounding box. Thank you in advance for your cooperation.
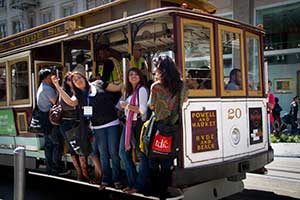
[231,128,240,145]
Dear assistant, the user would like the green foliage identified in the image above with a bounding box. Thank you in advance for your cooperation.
[280,134,288,141]
[271,133,300,143]
[294,135,300,143]
[271,134,280,143]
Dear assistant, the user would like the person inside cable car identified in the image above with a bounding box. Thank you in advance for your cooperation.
[225,68,242,90]
[186,69,201,89]
[132,44,148,81]
[97,44,123,104]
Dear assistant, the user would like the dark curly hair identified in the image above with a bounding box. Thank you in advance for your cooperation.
[156,56,182,96]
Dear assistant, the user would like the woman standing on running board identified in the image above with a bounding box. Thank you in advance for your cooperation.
[119,68,149,194]
[51,66,123,189]
[148,56,187,198]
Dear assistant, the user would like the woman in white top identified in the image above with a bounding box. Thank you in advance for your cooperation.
[119,68,149,194]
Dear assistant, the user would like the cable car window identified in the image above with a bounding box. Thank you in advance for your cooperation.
[219,25,245,96]
[64,35,92,78]
[132,16,175,82]
[0,63,6,105]
[246,32,262,96]
[182,19,215,96]
[95,28,127,83]
[9,60,29,104]
[34,61,63,92]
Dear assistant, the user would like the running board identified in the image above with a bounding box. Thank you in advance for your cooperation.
[28,171,159,200]
[29,171,240,199]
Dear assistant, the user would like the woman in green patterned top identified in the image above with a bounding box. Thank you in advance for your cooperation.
[148,56,187,198]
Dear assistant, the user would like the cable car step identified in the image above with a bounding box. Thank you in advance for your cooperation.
[28,171,160,199]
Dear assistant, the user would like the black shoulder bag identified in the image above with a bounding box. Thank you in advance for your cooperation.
[29,104,43,133]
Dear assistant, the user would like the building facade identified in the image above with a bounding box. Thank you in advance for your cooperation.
[0,0,114,38]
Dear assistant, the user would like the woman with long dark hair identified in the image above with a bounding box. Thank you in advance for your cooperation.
[59,72,91,181]
[119,68,149,194]
[148,56,187,198]
[51,67,123,188]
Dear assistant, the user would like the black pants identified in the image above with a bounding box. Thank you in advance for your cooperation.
[149,158,173,199]
[40,111,64,174]
[291,116,298,135]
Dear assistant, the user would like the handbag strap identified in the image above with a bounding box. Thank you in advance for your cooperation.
[32,98,39,112]
[136,87,142,119]
[146,115,157,138]
[53,95,59,106]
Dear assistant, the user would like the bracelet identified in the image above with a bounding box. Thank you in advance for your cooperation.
[125,104,129,110]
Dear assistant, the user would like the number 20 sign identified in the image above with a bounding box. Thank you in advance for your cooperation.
[228,108,242,120]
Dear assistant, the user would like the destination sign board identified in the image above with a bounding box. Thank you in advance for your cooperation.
[191,110,219,153]
[0,21,75,53]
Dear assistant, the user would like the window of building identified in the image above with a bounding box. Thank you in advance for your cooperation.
[246,32,262,96]
[41,9,52,24]
[182,19,216,96]
[12,20,23,34]
[63,5,74,17]
[218,25,245,96]
[28,13,36,28]
[0,23,6,39]
[0,0,5,8]
[86,0,113,9]
[86,0,95,9]
[257,2,300,51]
[9,60,29,104]
[0,63,6,105]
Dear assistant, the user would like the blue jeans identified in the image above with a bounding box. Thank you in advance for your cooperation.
[92,125,121,184]
[119,126,149,192]
[59,120,76,155]
[40,111,64,174]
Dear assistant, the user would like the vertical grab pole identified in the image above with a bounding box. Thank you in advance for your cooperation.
[14,147,26,200]
[122,57,127,87]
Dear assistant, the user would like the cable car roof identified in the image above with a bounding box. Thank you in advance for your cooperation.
[163,0,216,14]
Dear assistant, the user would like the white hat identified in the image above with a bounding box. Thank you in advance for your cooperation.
[71,65,86,79]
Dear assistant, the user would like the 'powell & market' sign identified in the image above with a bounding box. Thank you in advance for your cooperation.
[191,110,219,153]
